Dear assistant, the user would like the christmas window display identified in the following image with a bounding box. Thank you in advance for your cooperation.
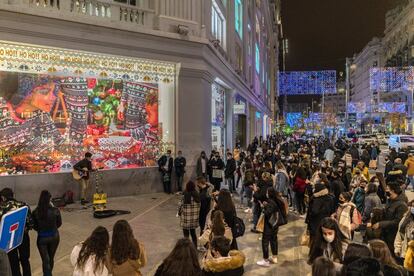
[0,41,176,175]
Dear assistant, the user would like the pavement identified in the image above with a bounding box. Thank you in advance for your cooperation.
[25,145,402,276]
[27,192,311,276]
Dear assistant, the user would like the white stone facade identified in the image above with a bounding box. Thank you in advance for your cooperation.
[0,0,281,165]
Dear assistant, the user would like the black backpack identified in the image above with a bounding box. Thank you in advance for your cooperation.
[233,216,245,238]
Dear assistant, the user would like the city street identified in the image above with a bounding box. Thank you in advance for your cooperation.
[28,193,310,276]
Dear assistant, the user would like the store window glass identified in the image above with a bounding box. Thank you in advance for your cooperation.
[0,41,176,175]
[255,43,260,73]
[212,0,227,50]
[235,0,243,38]
[211,83,226,155]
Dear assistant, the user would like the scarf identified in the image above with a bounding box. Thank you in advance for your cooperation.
[338,202,356,239]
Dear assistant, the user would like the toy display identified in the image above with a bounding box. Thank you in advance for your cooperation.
[0,71,163,175]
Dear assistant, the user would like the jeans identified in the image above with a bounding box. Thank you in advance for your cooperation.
[79,178,89,200]
[295,192,306,215]
[183,229,197,247]
[8,232,31,276]
[176,175,184,192]
[245,186,253,208]
[162,173,171,194]
[226,177,235,192]
[262,228,278,259]
[408,175,414,189]
[37,234,60,276]
[240,184,246,204]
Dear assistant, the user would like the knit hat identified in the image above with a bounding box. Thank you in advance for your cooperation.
[314,183,326,193]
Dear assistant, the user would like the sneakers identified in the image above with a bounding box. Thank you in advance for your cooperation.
[269,256,278,264]
[257,259,270,267]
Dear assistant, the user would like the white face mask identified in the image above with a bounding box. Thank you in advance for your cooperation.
[323,234,335,243]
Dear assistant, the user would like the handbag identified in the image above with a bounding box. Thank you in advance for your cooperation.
[256,213,265,233]
[233,216,245,238]
[212,169,223,179]
[300,229,310,247]
[269,210,287,228]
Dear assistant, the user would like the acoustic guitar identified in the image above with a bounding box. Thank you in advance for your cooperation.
[72,168,100,180]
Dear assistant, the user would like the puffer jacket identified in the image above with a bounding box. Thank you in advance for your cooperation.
[379,193,408,253]
[202,250,245,276]
[306,188,335,237]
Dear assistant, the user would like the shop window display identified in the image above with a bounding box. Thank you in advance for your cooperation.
[0,42,176,175]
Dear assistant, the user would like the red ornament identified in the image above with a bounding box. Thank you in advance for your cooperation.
[107,88,116,95]
[87,78,97,89]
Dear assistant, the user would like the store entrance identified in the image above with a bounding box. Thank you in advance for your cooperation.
[235,115,247,149]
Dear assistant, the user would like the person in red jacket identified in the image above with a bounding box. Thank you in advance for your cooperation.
[293,167,308,215]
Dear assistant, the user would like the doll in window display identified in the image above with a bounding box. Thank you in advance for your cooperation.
[0,72,64,174]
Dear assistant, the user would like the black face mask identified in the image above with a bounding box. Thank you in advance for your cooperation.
[386,191,391,197]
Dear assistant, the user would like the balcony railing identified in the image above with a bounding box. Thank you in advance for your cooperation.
[1,0,155,29]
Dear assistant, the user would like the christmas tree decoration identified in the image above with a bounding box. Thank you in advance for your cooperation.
[93,97,101,106]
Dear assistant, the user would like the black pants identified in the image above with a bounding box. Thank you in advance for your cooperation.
[262,228,278,259]
[37,234,60,276]
[8,232,31,276]
[295,192,306,215]
[199,208,210,235]
[162,174,171,194]
[183,229,197,247]
[211,179,221,192]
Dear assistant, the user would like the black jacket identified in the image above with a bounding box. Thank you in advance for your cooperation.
[196,157,208,177]
[225,158,236,178]
[33,205,62,236]
[253,180,272,203]
[158,155,173,174]
[73,158,93,179]
[306,188,335,236]
[174,156,186,176]
[329,179,345,207]
[209,158,225,180]
[379,193,408,252]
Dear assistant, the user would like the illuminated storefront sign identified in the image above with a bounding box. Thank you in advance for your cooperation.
[0,41,176,175]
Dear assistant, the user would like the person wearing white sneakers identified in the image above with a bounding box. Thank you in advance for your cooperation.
[257,187,287,267]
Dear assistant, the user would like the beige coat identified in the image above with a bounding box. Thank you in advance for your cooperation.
[106,243,146,276]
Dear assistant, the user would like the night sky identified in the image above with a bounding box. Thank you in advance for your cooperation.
[281,0,404,73]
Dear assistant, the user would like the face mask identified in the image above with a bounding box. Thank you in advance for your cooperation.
[323,234,335,243]
[386,191,391,197]
[411,207,414,215]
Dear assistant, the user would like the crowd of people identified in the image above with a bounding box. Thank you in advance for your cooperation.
[4,134,414,275]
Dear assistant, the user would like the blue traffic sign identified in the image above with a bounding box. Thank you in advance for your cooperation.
[0,206,28,253]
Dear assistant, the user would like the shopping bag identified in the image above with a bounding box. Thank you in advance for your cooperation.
[212,169,223,179]
[256,213,265,233]
[300,229,310,247]
[369,160,377,169]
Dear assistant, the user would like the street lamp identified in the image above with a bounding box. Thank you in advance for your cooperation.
[345,57,355,131]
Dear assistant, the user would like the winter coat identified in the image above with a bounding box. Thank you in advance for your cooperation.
[404,240,414,272]
[202,250,245,276]
[158,155,173,174]
[0,250,11,276]
[363,193,382,223]
[225,158,237,179]
[253,179,273,203]
[293,177,307,193]
[395,212,414,259]
[349,147,359,161]
[351,187,365,214]
[71,243,109,276]
[199,222,233,246]
[174,156,186,177]
[263,198,284,234]
[306,188,335,237]
[105,242,146,276]
[179,191,201,229]
[379,193,408,253]
[274,170,289,196]
[196,157,209,177]
[209,158,225,180]
[32,205,62,237]
[405,157,414,176]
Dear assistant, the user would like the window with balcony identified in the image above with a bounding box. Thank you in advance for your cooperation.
[212,0,227,49]
[235,0,243,38]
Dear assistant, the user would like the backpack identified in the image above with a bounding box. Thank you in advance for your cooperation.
[233,216,245,238]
